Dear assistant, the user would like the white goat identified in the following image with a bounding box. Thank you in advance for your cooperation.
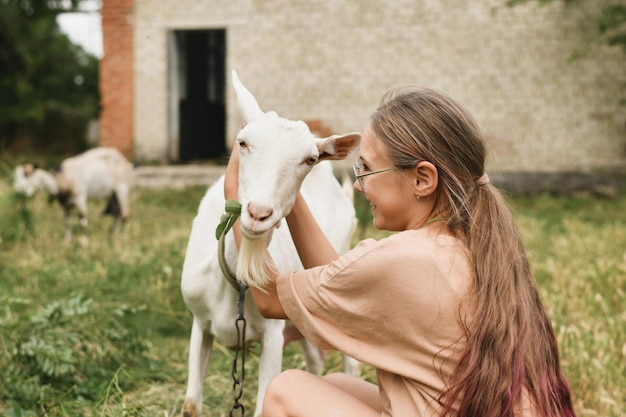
[13,147,133,245]
[180,71,361,417]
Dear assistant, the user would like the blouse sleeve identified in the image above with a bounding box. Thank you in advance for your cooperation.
[275,232,470,375]
[276,238,383,351]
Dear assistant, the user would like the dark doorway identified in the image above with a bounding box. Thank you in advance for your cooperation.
[176,30,226,162]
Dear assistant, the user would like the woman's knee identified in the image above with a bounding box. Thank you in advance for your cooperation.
[322,372,348,384]
[263,369,381,417]
[263,369,308,416]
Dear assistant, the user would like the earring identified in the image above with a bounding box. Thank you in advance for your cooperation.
[415,194,421,200]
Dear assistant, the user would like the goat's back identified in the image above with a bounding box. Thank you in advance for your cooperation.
[60,147,133,198]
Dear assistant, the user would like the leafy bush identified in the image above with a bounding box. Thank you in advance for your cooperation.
[0,162,34,245]
[0,191,35,244]
[0,295,155,414]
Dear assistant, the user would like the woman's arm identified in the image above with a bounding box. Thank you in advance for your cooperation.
[285,194,340,268]
[223,142,287,319]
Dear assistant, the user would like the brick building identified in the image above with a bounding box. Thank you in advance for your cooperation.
[100,0,626,180]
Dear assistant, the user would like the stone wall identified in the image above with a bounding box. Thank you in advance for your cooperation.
[103,0,626,176]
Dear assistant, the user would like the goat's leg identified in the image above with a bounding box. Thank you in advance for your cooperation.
[255,319,285,417]
[77,213,88,246]
[63,207,73,244]
[110,216,121,235]
[115,184,130,231]
[75,197,89,246]
[182,319,214,417]
[299,339,325,376]
[342,354,361,377]
[103,191,129,237]
[286,324,359,377]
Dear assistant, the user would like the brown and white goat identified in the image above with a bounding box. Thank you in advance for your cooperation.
[13,147,133,245]
[180,71,361,417]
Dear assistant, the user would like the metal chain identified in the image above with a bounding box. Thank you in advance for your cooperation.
[215,199,248,417]
[229,283,248,417]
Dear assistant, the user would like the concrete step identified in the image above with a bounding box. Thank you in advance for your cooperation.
[133,161,354,190]
[133,165,226,189]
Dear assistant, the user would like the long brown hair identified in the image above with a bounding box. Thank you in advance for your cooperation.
[370,86,576,417]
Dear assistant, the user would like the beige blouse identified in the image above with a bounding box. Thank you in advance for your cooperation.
[277,229,473,416]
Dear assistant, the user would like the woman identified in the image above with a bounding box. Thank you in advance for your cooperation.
[224,86,576,417]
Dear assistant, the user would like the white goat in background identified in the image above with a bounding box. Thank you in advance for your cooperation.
[13,147,133,245]
[180,70,361,417]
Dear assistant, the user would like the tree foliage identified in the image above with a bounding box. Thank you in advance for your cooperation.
[0,0,100,154]
[506,0,626,105]
[506,0,626,53]
[599,3,626,52]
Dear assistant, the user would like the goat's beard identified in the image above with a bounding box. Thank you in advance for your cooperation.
[237,228,277,290]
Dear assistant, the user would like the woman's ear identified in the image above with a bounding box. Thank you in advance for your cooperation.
[412,161,438,198]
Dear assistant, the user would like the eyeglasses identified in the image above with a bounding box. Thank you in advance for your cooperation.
[353,158,393,192]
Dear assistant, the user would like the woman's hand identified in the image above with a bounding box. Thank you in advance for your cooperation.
[224,140,240,202]
[223,141,243,250]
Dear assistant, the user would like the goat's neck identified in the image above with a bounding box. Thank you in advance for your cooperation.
[34,169,59,195]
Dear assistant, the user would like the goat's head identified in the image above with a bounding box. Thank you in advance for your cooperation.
[233,70,360,239]
[232,70,361,287]
[13,164,38,197]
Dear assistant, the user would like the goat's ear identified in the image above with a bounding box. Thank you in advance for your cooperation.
[232,70,264,123]
[316,132,361,161]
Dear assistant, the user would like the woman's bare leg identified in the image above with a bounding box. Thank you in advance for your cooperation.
[322,372,382,411]
[263,369,381,417]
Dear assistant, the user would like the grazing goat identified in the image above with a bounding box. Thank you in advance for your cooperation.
[180,71,361,417]
[13,147,133,245]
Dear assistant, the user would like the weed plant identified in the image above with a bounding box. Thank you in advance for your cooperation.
[0,171,623,416]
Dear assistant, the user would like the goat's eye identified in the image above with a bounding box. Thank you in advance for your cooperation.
[306,156,318,166]
[238,140,248,150]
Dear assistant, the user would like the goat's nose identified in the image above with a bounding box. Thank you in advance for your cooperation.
[247,202,273,222]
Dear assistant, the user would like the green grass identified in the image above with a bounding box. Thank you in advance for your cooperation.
[0,174,624,417]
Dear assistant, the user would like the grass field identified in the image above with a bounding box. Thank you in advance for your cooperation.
[0,172,624,417]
